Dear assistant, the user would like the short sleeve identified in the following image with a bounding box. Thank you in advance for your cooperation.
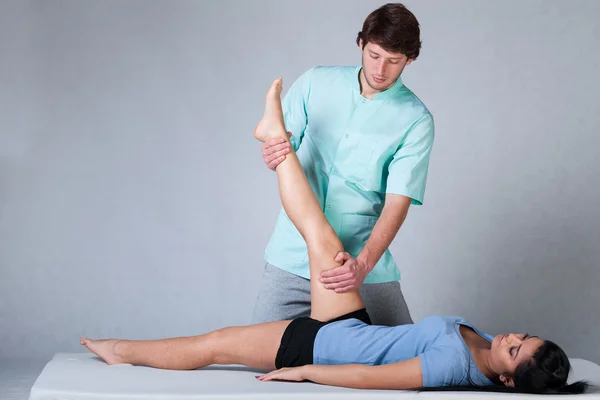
[419,346,466,388]
[281,68,314,152]
[386,113,435,205]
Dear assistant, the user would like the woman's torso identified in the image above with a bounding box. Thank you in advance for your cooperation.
[313,315,495,387]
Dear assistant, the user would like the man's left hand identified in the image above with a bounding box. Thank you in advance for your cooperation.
[319,252,370,293]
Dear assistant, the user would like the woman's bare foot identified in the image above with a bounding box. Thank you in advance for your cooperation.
[80,337,125,365]
[254,77,289,142]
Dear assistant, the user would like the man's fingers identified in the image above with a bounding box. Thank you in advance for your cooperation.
[265,148,289,163]
[268,156,285,170]
[320,266,349,278]
[261,139,279,153]
[321,272,353,284]
[265,138,286,147]
[335,285,356,293]
[262,142,290,156]
[324,280,354,290]
[262,138,288,152]
[271,142,291,153]
[334,252,351,262]
[265,149,288,170]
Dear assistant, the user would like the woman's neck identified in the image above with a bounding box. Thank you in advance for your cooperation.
[459,325,499,383]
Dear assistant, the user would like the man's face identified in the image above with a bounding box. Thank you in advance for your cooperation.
[359,40,412,92]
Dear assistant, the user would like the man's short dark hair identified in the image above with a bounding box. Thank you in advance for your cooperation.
[356,3,422,60]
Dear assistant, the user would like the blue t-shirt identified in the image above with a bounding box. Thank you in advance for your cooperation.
[313,316,495,388]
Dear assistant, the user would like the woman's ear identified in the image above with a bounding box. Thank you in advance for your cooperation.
[499,374,515,387]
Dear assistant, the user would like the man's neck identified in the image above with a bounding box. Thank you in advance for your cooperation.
[358,68,381,99]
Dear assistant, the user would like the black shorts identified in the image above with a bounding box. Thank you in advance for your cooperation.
[274,308,372,369]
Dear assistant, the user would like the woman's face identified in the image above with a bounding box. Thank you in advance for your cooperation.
[489,333,544,386]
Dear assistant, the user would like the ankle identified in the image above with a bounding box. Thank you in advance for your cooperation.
[112,339,127,362]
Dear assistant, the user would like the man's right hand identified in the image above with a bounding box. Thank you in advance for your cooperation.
[261,133,292,171]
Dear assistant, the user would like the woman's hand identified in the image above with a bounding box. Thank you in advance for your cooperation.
[257,366,307,382]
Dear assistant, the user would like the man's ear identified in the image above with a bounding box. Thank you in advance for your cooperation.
[406,58,414,66]
[499,375,515,388]
[358,38,364,50]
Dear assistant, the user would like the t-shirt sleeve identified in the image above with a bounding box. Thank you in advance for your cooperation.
[419,346,467,388]
[281,67,314,152]
[385,113,435,205]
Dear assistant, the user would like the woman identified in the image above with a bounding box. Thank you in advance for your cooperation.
[81,78,587,394]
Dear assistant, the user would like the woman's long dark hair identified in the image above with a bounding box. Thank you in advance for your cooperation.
[419,340,589,394]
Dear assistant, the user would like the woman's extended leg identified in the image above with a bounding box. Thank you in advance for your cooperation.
[254,78,365,321]
[81,320,290,370]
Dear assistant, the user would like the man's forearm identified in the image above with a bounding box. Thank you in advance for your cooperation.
[357,194,411,270]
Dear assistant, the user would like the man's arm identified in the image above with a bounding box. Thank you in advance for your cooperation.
[321,113,434,292]
[320,193,411,292]
[357,193,411,271]
[260,357,423,390]
[361,112,435,268]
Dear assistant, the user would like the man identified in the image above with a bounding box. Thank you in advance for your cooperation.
[253,3,434,326]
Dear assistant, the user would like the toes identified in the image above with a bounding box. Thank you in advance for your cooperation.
[271,77,282,90]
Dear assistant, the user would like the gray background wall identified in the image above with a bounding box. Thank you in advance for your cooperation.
[1,0,599,365]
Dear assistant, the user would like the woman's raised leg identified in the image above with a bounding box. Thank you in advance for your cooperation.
[254,78,365,321]
[81,320,290,370]
[80,78,364,371]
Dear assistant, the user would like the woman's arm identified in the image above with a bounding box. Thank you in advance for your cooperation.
[260,357,423,390]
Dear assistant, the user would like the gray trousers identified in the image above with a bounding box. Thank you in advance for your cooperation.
[252,262,413,326]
